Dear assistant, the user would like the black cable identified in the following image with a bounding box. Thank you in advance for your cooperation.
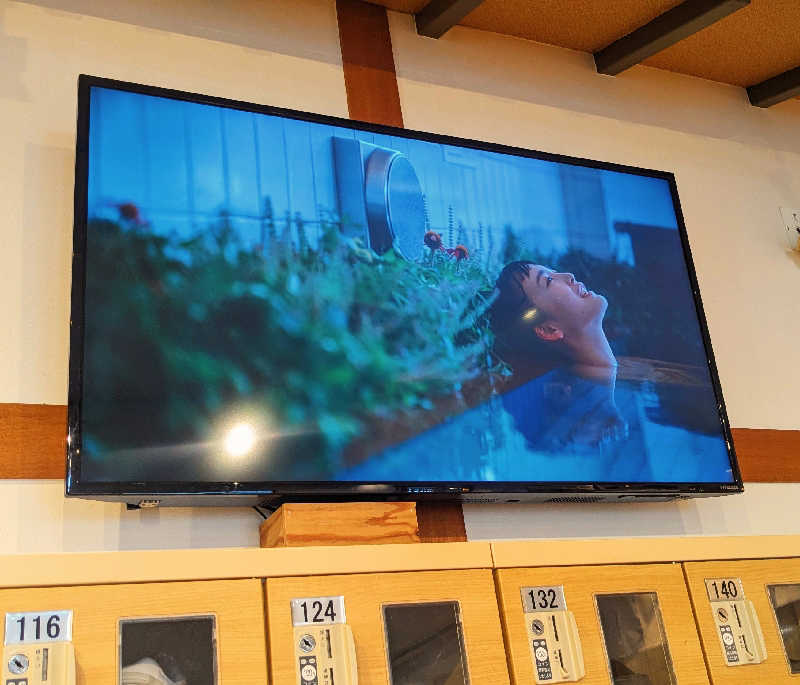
[252,506,268,520]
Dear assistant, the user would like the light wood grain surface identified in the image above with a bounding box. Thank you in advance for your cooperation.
[684,557,800,684]
[1,536,799,590]
[0,579,267,684]
[491,535,800,568]
[260,502,420,547]
[496,563,710,685]
[0,543,493,589]
[266,569,510,685]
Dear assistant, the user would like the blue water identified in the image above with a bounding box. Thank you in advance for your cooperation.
[338,368,733,484]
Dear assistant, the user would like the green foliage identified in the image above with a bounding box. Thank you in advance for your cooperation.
[83,214,498,472]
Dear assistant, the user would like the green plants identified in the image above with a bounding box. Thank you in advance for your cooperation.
[83,208,499,474]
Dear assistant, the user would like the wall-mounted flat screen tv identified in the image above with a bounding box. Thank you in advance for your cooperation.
[67,75,742,506]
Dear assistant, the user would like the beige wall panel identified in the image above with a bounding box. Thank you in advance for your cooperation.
[496,563,709,685]
[266,569,509,685]
[0,579,267,684]
[684,557,800,684]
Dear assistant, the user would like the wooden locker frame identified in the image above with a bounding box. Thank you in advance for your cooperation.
[266,569,510,685]
[684,557,800,683]
[0,579,267,684]
[496,563,711,685]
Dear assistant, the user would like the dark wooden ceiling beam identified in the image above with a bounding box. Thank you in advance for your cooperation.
[415,0,485,39]
[747,65,800,108]
[594,0,749,76]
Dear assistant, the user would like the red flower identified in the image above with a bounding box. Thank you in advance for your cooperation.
[116,202,146,226]
[423,230,443,251]
[448,244,468,261]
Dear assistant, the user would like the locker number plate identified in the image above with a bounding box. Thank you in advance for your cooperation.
[5,611,73,644]
[521,586,567,613]
[291,596,346,626]
[705,578,745,602]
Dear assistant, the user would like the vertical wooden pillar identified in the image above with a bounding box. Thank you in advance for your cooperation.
[335,0,404,127]
[333,0,467,543]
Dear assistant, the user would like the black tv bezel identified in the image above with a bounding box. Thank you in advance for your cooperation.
[66,74,744,504]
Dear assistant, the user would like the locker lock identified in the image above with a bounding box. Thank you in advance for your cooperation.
[298,634,316,653]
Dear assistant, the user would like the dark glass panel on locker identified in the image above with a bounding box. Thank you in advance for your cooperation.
[119,615,218,685]
[383,602,469,685]
[768,584,800,674]
[596,593,676,685]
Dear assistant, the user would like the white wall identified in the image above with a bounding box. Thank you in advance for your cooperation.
[0,0,347,405]
[1,0,799,553]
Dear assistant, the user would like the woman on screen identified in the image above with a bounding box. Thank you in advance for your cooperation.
[488,260,626,450]
[489,260,616,374]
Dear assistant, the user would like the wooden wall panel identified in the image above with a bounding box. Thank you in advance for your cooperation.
[0,403,66,479]
[733,428,800,482]
[1,402,795,483]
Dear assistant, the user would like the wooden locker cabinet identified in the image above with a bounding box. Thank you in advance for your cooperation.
[496,563,710,685]
[684,558,800,683]
[266,568,510,685]
[0,579,267,684]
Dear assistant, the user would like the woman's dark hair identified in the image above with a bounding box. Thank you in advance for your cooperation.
[488,261,536,334]
[488,260,564,367]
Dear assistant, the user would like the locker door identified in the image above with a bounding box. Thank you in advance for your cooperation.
[0,579,267,684]
[496,564,710,685]
[266,569,509,685]
[684,557,800,683]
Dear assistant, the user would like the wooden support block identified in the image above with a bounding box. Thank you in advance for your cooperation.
[417,500,468,543]
[260,502,421,547]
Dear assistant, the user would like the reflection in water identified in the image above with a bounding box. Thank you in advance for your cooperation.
[341,357,731,484]
[596,594,676,685]
[501,365,628,454]
[768,584,800,674]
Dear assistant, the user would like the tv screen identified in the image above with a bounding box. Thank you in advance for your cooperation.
[67,76,741,504]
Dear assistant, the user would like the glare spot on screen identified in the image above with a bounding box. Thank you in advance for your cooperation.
[224,422,257,457]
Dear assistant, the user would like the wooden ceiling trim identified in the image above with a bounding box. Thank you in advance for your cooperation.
[368,0,800,100]
[594,0,750,76]
[643,0,800,90]
[415,0,486,39]
[747,65,800,108]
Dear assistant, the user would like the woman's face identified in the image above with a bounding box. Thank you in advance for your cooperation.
[520,265,607,333]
